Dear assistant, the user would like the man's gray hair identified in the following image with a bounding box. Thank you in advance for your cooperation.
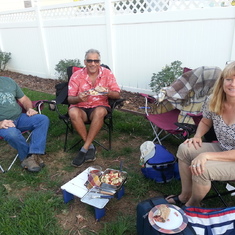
[85,49,100,59]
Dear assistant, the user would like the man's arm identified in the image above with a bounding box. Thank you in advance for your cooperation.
[18,95,38,116]
[68,91,89,104]
[107,90,120,99]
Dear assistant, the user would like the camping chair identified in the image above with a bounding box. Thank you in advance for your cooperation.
[52,65,124,152]
[0,100,49,173]
[140,93,192,145]
[140,66,221,145]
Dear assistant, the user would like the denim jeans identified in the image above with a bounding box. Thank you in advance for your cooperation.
[0,113,50,161]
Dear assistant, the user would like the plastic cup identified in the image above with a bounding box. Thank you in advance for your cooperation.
[88,165,102,177]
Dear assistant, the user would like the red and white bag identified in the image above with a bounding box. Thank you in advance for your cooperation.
[184,207,235,235]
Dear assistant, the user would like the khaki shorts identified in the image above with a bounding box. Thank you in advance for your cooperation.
[177,142,235,185]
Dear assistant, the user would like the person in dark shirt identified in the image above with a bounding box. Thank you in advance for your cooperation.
[0,76,49,172]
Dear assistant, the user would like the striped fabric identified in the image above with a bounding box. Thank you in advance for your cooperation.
[185,207,235,235]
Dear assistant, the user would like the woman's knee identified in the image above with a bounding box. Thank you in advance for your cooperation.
[192,171,211,186]
[177,143,191,164]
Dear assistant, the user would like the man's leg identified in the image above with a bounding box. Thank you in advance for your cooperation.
[0,113,49,172]
[83,107,108,149]
[0,127,29,161]
[16,113,50,171]
[69,107,89,141]
[69,107,107,167]
[16,113,50,155]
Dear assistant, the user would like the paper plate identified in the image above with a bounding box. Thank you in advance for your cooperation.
[87,89,107,96]
[148,204,188,234]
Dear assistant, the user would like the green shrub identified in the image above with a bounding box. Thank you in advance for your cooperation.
[54,58,83,80]
[0,51,11,71]
[149,60,183,94]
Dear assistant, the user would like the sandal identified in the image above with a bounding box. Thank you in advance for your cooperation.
[165,195,185,207]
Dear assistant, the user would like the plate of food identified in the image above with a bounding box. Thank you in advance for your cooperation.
[87,86,108,95]
[99,168,127,190]
[148,204,188,234]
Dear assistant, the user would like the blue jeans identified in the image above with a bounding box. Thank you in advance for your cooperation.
[0,113,50,161]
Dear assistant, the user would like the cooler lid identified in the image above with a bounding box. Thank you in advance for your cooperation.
[147,144,175,165]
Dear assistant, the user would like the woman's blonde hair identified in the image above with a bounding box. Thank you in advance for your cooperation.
[209,61,235,115]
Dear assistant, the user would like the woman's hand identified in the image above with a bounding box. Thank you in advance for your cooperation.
[190,153,207,176]
[184,136,202,150]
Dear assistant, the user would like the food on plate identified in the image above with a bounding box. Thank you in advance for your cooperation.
[153,205,171,223]
[100,170,123,186]
[95,86,107,93]
[89,89,99,95]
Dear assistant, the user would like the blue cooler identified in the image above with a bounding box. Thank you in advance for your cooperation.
[141,144,176,183]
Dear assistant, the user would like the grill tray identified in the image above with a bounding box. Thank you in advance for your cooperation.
[100,168,127,191]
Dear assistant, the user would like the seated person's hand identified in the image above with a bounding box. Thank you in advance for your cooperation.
[78,91,89,102]
[190,153,207,176]
[26,108,38,116]
[94,86,108,93]
[0,120,15,129]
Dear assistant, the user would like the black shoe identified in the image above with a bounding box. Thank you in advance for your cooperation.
[85,147,97,162]
[71,151,86,167]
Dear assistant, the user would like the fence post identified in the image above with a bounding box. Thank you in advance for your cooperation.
[230,22,235,61]
[104,0,115,72]
[33,0,50,77]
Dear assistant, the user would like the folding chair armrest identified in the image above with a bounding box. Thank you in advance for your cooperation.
[139,93,157,115]
[33,100,55,114]
[139,93,156,103]
[109,98,125,112]
[186,112,203,125]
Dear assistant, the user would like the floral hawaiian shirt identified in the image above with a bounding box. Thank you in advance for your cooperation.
[68,66,120,109]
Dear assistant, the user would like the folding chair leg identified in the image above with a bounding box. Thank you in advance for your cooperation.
[93,140,109,151]
[64,125,70,152]
[66,139,83,152]
[150,122,162,144]
[7,154,19,172]
[204,182,229,207]
[0,131,32,173]
[108,126,112,150]
[64,121,75,152]
[0,164,5,173]
[211,182,228,207]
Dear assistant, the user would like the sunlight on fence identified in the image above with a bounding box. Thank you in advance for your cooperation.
[0,0,234,22]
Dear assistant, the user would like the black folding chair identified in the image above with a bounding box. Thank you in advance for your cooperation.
[52,65,124,151]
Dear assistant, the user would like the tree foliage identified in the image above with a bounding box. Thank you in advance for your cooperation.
[0,51,11,71]
[55,59,83,80]
[149,60,183,94]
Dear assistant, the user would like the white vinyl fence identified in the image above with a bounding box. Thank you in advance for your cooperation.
[0,0,235,94]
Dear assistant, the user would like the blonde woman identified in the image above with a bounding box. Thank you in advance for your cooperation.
[166,62,235,207]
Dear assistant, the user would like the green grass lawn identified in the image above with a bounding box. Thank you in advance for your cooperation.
[0,88,235,235]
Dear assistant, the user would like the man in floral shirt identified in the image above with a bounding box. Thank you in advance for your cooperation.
[68,49,120,167]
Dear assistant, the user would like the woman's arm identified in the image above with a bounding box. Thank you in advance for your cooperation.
[185,117,213,149]
[194,117,213,138]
